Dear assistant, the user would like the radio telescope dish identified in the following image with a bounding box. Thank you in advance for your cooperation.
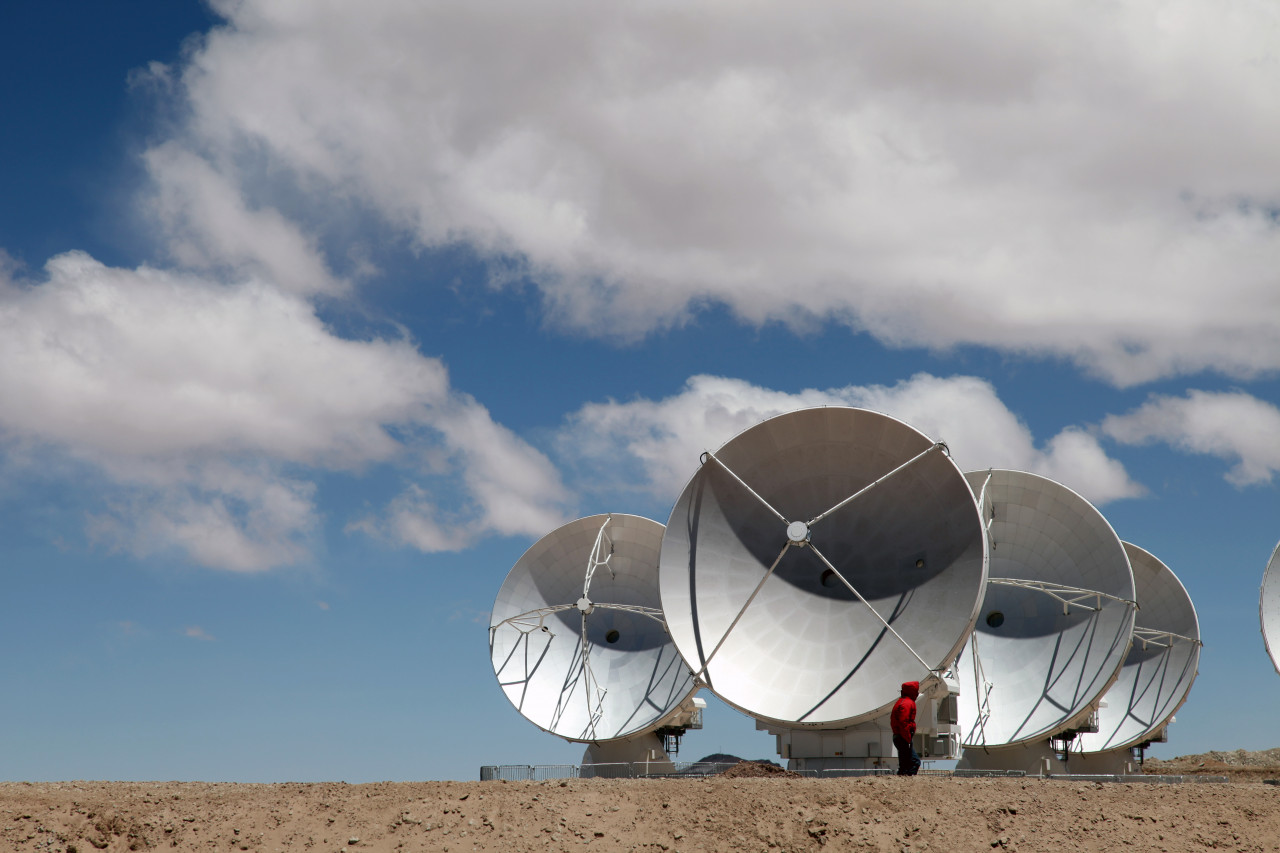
[659,406,988,727]
[1074,542,1201,753]
[1263,540,1280,676]
[489,514,696,742]
[959,469,1137,749]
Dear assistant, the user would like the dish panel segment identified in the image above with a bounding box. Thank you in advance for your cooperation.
[959,469,1136,748]
[1263,540,1280,676]
[659,407,987,727]
[1075,542,1201,753]
[490,514,696,742]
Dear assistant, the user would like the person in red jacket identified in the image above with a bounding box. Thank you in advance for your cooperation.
[890,681,921,776]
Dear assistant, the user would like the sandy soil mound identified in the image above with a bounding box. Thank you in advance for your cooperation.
[5,775,1280,853]
[720,760,802,778]
[1144,747,1280,783]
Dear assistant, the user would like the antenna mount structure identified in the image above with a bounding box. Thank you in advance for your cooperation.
[660,407,988,750]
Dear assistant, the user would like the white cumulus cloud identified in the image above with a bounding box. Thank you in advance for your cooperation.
[0,252,571,570]
[1102,390,1280,486]
[557,373,1143,508]
[143,142,348,297]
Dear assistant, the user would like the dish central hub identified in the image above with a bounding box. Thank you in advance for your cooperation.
[786,520,810,545]
[576,596,594,614]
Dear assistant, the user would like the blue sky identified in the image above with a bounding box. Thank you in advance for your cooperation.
[2,0,1279,782]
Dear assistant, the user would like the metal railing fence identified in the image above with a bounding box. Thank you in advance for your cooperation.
[479,761,742,781]
[480,763,1228,783]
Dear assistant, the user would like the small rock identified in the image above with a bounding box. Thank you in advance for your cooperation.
[348,837,359,845]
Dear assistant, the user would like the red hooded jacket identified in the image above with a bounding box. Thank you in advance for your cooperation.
[890,681,919,740]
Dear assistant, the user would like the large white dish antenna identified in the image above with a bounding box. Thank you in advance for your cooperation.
[659,406,988,727]
[489,514,696,742]
[1074,542,1201,753]
[1263,540,1280,676]
[959,469,1137,749]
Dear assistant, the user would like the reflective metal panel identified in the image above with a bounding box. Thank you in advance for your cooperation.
[1075,542,1201,753]
[659,407,987,727]
[1263,540,1280,676]
[490,514,696,742]
[959,469,1136,748]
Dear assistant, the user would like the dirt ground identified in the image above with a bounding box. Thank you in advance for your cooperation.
[1143,748,1280,784]
[4,763,1280,853]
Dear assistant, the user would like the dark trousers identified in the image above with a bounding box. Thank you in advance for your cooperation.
[893,734,920,776]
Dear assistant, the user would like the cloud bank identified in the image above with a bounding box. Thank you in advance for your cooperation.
[8,1,1278,572]
[156,0,1280,385]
